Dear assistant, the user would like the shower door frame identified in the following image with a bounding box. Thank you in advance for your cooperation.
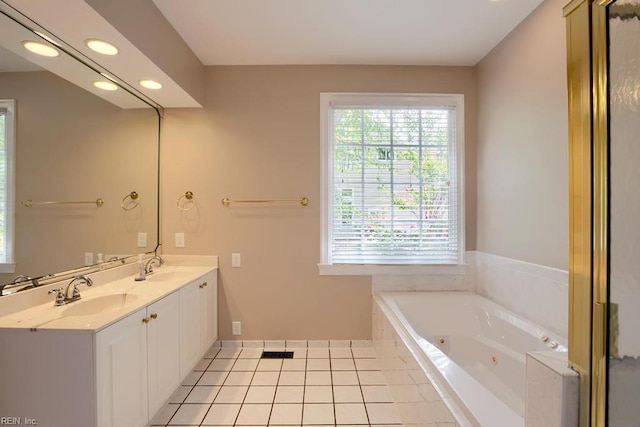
[564,0,611,426]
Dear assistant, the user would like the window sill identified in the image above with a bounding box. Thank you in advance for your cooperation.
[318,263,468,276]
[0,262,16,274]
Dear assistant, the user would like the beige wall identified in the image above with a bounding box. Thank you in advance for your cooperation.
[476,0,568,270]
[161,65,477,340]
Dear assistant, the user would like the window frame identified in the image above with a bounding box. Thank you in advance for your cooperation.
[0,99,16,273]
[319,93,465,275]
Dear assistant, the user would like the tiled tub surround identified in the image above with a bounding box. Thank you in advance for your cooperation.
[373,292,568,427]
[149,340,402,426]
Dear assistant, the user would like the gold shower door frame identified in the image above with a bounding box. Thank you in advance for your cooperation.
[564,1,611,426]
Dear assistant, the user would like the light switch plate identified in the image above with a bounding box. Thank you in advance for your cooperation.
[137,232,147,248]
[175,232,185,248]
[232,253,241,268]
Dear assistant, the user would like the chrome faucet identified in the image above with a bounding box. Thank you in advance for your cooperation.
[144,255,164,275]
[66,275,93,300]
[1,275,41,296]
[48,275,93,306]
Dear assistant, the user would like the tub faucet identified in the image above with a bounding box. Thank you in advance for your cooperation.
[144,256,164,275]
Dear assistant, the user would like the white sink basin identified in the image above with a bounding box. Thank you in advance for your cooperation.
[62,294,138,317]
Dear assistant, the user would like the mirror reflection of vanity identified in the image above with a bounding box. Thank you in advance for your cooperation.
[0,4,161,291]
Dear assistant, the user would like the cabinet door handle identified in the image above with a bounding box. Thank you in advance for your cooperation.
[150,313,158,320]
[199,282,208,289]
[142,317,150,324]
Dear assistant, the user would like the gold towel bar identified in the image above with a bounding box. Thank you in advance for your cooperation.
[23,198,104,208]
[221,197,309,207]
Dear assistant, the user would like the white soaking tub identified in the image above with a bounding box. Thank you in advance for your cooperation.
[374,291,567,427]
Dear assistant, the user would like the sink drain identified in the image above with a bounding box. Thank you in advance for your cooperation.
[491,355,498,365]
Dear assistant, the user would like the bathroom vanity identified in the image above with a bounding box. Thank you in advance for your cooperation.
[0,262,217,427]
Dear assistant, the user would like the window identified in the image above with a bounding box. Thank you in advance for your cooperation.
[0,100,15,271]
[320,93,464,271]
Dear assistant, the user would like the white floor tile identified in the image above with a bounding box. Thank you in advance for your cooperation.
[307,348,330,358]
[366,402,403,424]
[198,371,228,386]
[235,403,272,425]
[305,371,332,386]
[204,347,221,359]
[185,386,220,403]
[306,359,330,371]
[332,371,359,386]
[286,340,307,348]
[355,359,381,371]
[270,403,303,425]
[257,359,283,371]
[193,358,212,371]
[149,403,179,425]
[244,385,276,404]
[330,348,353,359]
[329,340,351,348]
[278,371,305,386]
[223,371,254,386]
[232,358,260,371]
[351,339,373,347]
[331,359,356,371]
[307,340,329,348]
[304,386,333,403]
[265,340,286,349]
[208,358,236,371]
[169,386,193,404]
[201,403,241,425]
[352,347,376,358]
[334,403,369,424]
[274,386,305,403]
[214,385,249,403]
[333,386,363,403]
[239,348,264,359]
[242,340,265,348]
[251,371,280,386]
[292,349,307,359]
[168,403,209,425]
[282,359,306,371]
[357,370,387,385]
[362,385,393,403]
[303,403,335,424]
[182,371,203,386]
[217,348,241,359]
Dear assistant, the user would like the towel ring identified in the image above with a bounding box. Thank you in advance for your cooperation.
[177,191,196,211]
[121,191,139,211]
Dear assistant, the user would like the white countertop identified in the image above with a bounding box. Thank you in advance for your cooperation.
[0,265,216,332]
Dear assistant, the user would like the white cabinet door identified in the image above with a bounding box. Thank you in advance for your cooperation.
[147,291,181,418]
[180,280,202,378]
[200,272,218,349]
[96,307,148,427]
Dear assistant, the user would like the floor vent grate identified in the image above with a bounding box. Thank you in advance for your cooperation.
[261,351,294,359]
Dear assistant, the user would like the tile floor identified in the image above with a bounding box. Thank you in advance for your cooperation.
[149,344,402,426]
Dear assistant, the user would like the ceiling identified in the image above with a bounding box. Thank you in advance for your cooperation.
[152,0,544,66]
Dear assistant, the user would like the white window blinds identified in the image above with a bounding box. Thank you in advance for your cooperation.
[323,94,464,265]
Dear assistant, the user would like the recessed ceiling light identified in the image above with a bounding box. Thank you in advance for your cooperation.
[139,80,162,90]
[93,80,118,91]
[85,39,119,55]
[22,40,59,57]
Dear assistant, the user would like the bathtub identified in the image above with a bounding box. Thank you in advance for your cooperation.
[374,291,567,427]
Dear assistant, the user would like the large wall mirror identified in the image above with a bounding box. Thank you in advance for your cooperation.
[0,4,161,293]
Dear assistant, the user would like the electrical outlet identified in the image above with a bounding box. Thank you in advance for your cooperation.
[84,252,94,266]
[175,232,185,248]
[232,253,241,268]
[137,232,147,248]
[232,321,241,336]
